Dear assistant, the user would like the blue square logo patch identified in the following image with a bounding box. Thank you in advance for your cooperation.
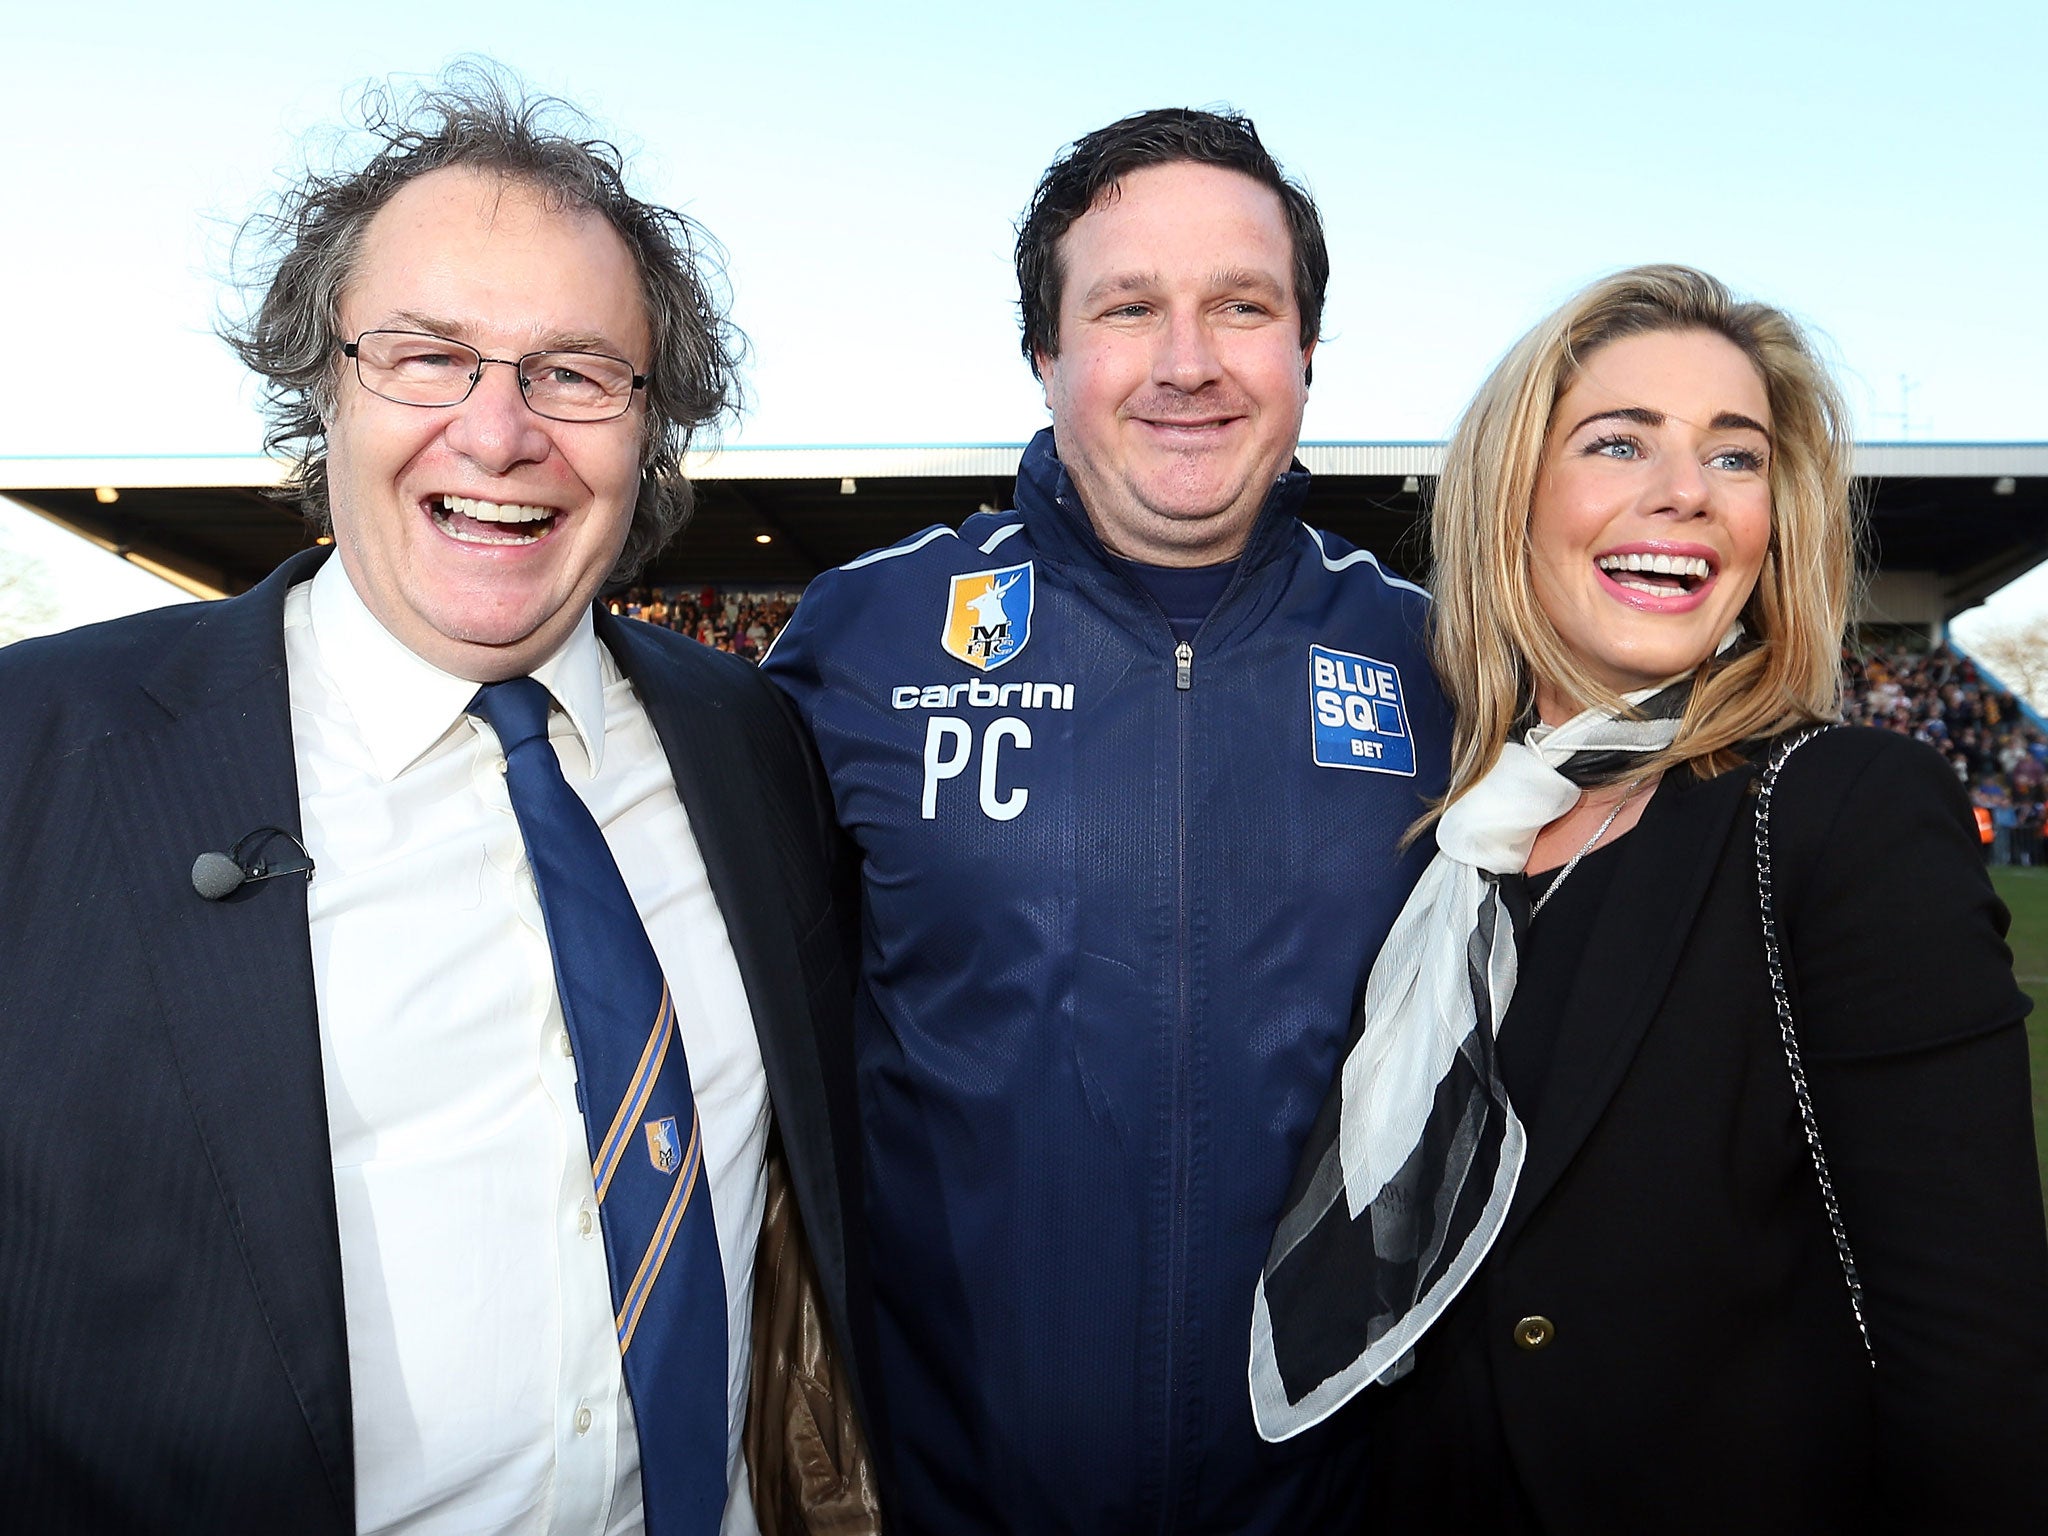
[1309,645,1416,776]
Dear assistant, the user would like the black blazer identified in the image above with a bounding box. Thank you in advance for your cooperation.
[0,549,866,1533]
[1364,727,2048,1534]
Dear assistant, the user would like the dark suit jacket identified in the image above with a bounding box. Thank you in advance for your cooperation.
[0,549,867,1533]
[1362,727,2048,1534]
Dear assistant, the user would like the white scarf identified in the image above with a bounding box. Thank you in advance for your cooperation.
[1249,655,1723,1440]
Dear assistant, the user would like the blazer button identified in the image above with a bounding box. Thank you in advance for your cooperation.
[1513,1315,1555,1351]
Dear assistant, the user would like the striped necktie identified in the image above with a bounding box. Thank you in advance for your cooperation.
[471,676,727,1536]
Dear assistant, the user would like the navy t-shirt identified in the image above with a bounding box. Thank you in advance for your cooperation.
[1115,556,1241,641]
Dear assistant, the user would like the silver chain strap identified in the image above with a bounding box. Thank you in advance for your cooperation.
[1753,725,1875,1367]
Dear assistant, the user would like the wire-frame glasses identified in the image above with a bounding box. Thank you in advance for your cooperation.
[342,330,647,423]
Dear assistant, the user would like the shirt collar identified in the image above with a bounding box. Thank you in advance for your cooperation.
[308,556,610,781]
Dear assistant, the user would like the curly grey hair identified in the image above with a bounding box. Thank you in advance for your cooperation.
[222,63,744,583]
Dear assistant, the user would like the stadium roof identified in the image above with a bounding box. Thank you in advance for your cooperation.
[3,442,2044,624]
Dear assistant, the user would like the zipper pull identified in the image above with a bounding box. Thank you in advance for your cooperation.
[1175,641,1193,691]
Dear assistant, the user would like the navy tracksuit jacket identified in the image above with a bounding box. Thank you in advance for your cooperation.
[763,429,1450,1533]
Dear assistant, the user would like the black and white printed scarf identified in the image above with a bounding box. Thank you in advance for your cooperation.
[1249,660,1718,1439]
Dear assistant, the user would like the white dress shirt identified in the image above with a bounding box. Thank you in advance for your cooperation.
[284,558,768,1535]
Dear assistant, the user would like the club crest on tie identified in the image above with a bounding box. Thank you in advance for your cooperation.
[644,1115,681,1175]
[942,562,1033,671]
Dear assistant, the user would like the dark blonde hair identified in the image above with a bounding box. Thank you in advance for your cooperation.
[1429,264,1857,814]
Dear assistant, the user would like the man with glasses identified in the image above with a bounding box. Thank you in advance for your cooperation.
[0,73,870,1534]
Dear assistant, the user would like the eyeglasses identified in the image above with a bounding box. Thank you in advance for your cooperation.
[341,330,647,423]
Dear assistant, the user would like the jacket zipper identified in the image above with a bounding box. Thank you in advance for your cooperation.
[1160,633,1195,1533]
[1100,540,1244,1528]
[1051,479,1285,1526]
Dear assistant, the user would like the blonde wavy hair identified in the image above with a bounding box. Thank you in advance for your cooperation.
[1428,264,1858,817]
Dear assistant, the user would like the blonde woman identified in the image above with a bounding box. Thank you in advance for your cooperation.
[1253,266,2048,1531]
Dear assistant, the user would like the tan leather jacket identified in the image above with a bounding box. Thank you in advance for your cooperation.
[745,1134,881,1535]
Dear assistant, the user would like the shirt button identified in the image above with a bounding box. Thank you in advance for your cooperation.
[578,1205,596,1238]
[574,1404,593,1435]
[557,1031,574,1058]
[1513,1315,1556,1351]
[496,758,509,775]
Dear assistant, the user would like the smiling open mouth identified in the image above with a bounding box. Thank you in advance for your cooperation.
[1596,552,1711,596]
[1142,416,1237,432]
[430,494,558,546]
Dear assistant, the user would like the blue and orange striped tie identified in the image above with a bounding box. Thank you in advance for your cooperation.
[472,677,727,1536]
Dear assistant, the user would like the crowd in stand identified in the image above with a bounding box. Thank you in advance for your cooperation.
[615,590,2048,866]
[1844,644,2048,865]
[609,585,801,662]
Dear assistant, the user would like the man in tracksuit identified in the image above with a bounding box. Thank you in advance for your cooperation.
[763,109,1450,1533]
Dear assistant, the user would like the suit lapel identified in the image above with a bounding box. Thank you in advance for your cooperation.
[603,617,834,1192]
[95,550,353,1515]
[605,616,876,1436]
[1498,767,1752,1250]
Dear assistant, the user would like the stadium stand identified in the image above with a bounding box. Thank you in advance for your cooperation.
[1844,644,2048,864]
[624,590,2048,871]
[606,585,800,661]
[12,549,2048,865]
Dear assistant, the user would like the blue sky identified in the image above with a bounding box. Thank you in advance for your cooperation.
[7,0,2043,454]
[1,0,2042,620]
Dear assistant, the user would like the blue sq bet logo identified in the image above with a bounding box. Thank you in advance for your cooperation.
[1309,645,1416,776]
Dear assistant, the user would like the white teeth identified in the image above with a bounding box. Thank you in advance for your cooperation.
[441,521,540,546]
[1596,552,1711,581]
[432,494,556,545]
[440,494,555,524]
[1611,574,1671,596]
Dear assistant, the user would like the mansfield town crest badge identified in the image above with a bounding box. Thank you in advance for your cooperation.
[941,563,1033,671]
[644,1115,681,1175]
